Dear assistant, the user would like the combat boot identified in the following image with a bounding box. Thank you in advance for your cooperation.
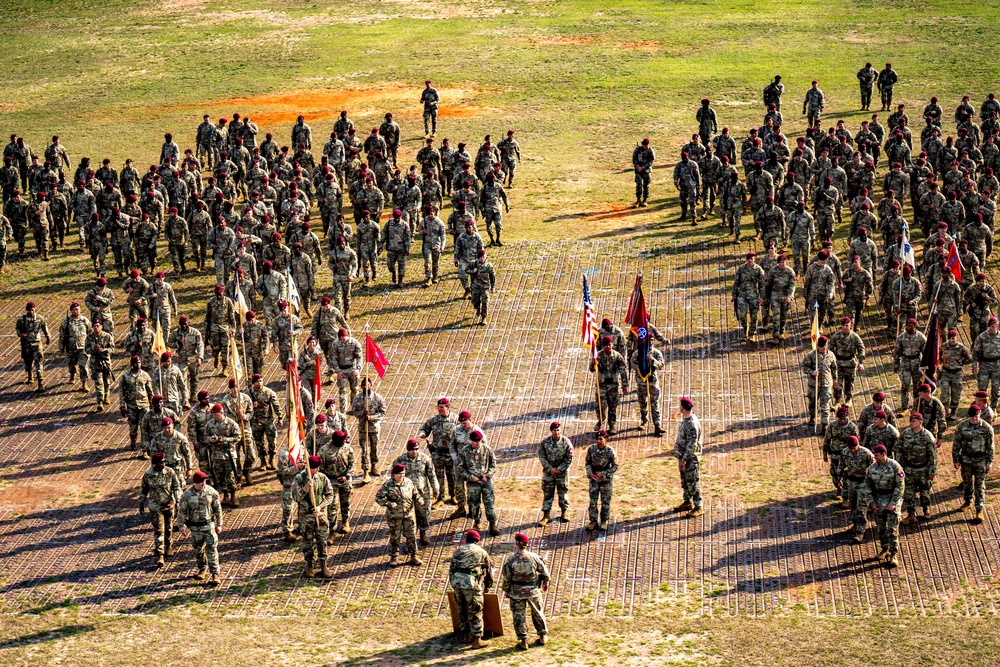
[559,509,567,523]
[423,278,431,288]
[486,230,496,247]
[244,470,253,485]
[326,534,335,546]
[419,530,429,547]
[640,413,648,427]
[536,634,548,646]
[633,198,642,208]
[449,507,466,520]
[321,562,333,578]
[36,378,45,393]
[207,573,220,586]
[155,552,165,568]
[305,560,315,577]
[445,496,458,506]
[516,638,529,651]
[80,379,90,393]
[409,553,423,566]
[496,231,503,247]
[470,637,490,649]
[432,497,445,509]
[599,520,609,531]
[362,471,371,484]
[920,506,931,521]
[672,500,693,513]
[340,519,351,533]
[194,569,208,581]
[268,454,276,470]
[876,546,889,561]
[284,530,297,543]
[959,500,972,510]
[537,510,551,527]
[886,555,899,568]
[488,521,500,537]
[585,520,598,531]
[687,507,703,518]
[974,509,984,523]
[388,555,399,567]
[653,424,664,437]
[165,543,174,557]
[230,491,240,508]
[900,512,914,525]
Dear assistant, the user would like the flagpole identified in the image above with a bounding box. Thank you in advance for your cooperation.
[813,302,819,434]
[924,282,942,339]
[895,274,904,337]
[592,342,604,428]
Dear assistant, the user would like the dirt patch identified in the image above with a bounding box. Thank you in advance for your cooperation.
[531,35,599,46]
[0,481,82,510]
[621,40,661,50]
[160,0,207,8]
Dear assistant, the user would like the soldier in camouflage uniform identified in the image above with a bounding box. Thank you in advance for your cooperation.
[896,412,936,525]
[247,373,282,469]
[632,138,654,207]
[502,533,551,651]
[803,250,836,328]
[419,205,447,286]
[698,145,722,219]
[891,265,921,333]
[177,470,223,585]
[786,201,814,274]
[857,392,897,437]
[841,255,873,330]
[328,235,358,317]
[765,254,796,339]
[459,430,500,535]
[469,250,496,325]
[291,456,334,578]
[893,318,927,412]
[418,397,459,508]
[220,377,256,483]
[828,317,865,405]
[536,421,573,526]
[375,462,423,566]
[16,301,50,391]
[86,320,115,410]
[123,268,149,329]
[479,173,509,246]
[974,317,1000,409]
[204,286,235,373]
[84,278,114,337]
[671,397,703,517]
[140,452,183,567]
[141,395,178,462]
[803,335,838,428]
[953,405,995,522]
[395,439,438,546]
[939,329,973,419]
[837,435,875,542]
[255,260,288,322]
[382,209,412,287]
[732,252,765,337]
[813,177,839,242]
[673,152,701,222]
[59,302,91,392]
[454,218,484,297]
[329,327,361,412]
[289,243,315,317]
[311,297,347,380]
[823,406,859,499]
[586,429,619,532]
[863,444,904,568]
[276,444,304,542]
[150,416,194,486]
[241,310,269,376]
[317,424,354,536]
[862,407,901,461]
[449,529,495,648]
[206,403,241,507]
[352,376,386,481]
[964,273,996,343]
[118,355,153,452]
[270,301,303,371]
[355,210,381,283]
[167,315,204,403]
[590,336,629,434]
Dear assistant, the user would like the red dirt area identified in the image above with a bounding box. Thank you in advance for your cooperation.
[0,481,78,511]
[531,35,598,46]
[620,40,660,50]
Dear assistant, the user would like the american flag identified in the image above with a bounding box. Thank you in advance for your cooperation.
[582,275,599,360]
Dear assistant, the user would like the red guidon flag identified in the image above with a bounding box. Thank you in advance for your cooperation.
[365,333,389,379]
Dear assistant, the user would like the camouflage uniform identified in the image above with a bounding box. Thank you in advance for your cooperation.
[765,263,797,337]
[381,216,412,284]
[328,245,358,316]
[375,474,420,557]
[803,261,836,327]
[242,317,270,376]
[332,335,362,412]
[459,440,498,525]
[16,310,49,383]
[591,348,628,432]
[85,328,114,405]
[630,346,664,428]
[454,228,485,292]
[479,180,509,242]
[586,441,619,525]
[803,347,838,425]
[59,313,91,382]
[786,208,815,274]
[891,276,922,327]
[953,417,995,511]
[249,384,282,464]
[863,457,905,559]
[352,388,386,474]
[268,311,303,368]
[140,465,182,556]
[897,426,936,516]
[255,270,287,321]
[837,445,875,538]
[894,328,927,411]
[167,324,204,401]
[177,483,223,575]
[276,448,301,535]
[965,283,997,343]
[419,214,447,282]
[974,329,1000,408]
[732,261,765,335]
[841,265,873,328]
[470,257,496,321]
[828,329,865,404]
[206,416,241,494]
[394,450,438,533]
[673,158,701,219]
[119,366,153,449]
[538,434,573,514]
[355,216,381,282]
[291,469,333,564]
[420,412,459,503]
[204,295,236,370]
[449,542,494,639]
[632,144,654,204]
[221,389,256,474]
[319,437,355,530]
[150,429,194,483]
[939,341,973,413]
[862,421,900,459]
[141,405,179,457]
[673,413,703,509]
[823,419,859,494]
[501,548,550,642]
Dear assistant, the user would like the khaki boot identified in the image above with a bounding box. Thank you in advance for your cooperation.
[321,562,333,578]
[559,509,567,523]
[305,561,315,578]
[340,519,351,533]
[900,512,915,525]
[409,553,423,566]
[488,521,500,537]
[960,500,972,510]
[536,634,548,646]
[687,507,703,518]
[449,507,467,520]
[165,543,174,557]
[470,636,490,649]
[585,521,598,531]
[244,470,253,486]
[538,510,551,527]
[79,379,88,393]
[886,555,899,568]
[516,638,529,651]
[326,535,335,546]
[418,530,429,547]
[876,546,889,561]
[362,471,371,484]
[195,569,208,581]
[207,573,220,586]
[921,506,931,520]
[37,379,45,393]
[388,555,399,567]
[599,521,608,531]
[230,491,240,508]
[672,500,693,513]
[155,552,165,568]
[974,509,984,523]
[283,530,297,543]
[432,497,445,509]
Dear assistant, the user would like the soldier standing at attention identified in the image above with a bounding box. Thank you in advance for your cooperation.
[877,62,899,111]
[58,301,91,393]
[590,335,628,435]
[449,529,494,649]
[17,301,50,392]
[864,444,904,568]
[177,470,223,586]
[394,439,438,547]
[375,461,423,566]
[632,138,654,208]
[897,412,937,525]
[502,533,550,651]
[139,452,182,568]
[671,397,703,518]
[418,397,459,508]
[803,335,838,430]
[536,421,573,527]
[696,98,718,147]
[420,80,440,137]
[459,429,500,535]
[585,429,619,532]
[352,376,386,482]
[803,80,825,126]
[953,404,995,523]
[291,455,333,578]
[856,62,876,111]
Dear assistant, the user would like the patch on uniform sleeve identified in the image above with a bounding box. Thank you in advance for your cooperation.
[898,470,906,479]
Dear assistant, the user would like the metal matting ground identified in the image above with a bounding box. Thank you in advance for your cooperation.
[1,238,999,618]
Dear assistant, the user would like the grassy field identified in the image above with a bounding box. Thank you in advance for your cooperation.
[4,0,1000,663]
